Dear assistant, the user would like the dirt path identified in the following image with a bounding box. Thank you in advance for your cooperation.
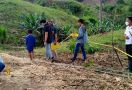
[0,53,132,90]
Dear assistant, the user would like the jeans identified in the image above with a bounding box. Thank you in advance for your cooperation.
[126,45,132,72]
[45,43,53,59]
[0,62,5,72]
[73,43,86,61]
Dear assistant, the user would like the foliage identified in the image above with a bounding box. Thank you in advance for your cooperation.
[20,12,46,31]
[86,18,123,35]
[57,24,73,42]
[0,26,7,44]
[68,39,98,54]
[116,0,125,4]
[35,0,85,15]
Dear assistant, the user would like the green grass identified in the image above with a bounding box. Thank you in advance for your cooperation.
[0,30,125,55]
[89,30,125,49]
[62,30,125,53]
[0,0,77,30]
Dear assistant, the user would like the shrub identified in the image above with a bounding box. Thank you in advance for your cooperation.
[20,12,46,31]
[57,24,72,42]
[68,39,98,54]
[0,26,7,44]
[20,12,47,46]
[37,0,85,16]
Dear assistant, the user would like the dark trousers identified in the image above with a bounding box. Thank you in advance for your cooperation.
[73,43,86,61]
[126,45,132,72]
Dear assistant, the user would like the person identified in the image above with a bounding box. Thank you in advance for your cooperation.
[0,57,5,73]
[43,20,54,61]
[124,17,132,73]
[39,19,47,47]
[71,19,88,63]
[48,20,58,59]
[25,30,36,60]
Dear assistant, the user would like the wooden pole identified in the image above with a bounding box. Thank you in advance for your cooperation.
[99,0,103,33]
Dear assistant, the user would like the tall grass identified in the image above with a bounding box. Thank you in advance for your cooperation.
[0,26,7,44]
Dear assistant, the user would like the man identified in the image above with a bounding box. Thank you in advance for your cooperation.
[43,20,53,60]
[48,20,58,59]
[39,20,47,46]
[71,19,88,63]
[125,17,132,72]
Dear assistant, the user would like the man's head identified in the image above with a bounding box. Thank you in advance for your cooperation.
[28,29,32,34]
[78,19,85,26]
[40,19,46,25]
[126,17,132,26]
[48,20,53,25]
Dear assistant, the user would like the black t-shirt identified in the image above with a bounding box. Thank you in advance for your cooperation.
[44,23,53,43]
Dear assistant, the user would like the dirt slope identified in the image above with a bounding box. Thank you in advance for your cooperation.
[0,53,132,90]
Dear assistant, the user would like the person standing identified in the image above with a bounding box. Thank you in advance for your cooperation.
[43,20,53,60]
[48,20,58,59]
[71,19,88,63]
[25,30,36,60]
[125,17,132,72]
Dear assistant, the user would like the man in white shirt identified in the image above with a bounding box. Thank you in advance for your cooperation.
[124,17,132,72]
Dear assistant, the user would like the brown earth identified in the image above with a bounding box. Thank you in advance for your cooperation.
[0,52,132,90]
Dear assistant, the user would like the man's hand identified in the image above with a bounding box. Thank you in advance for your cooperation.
[44,42,46,47]
[54,42,57,45]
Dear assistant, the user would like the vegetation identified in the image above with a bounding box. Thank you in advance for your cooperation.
[0,26,7,44]
[0,0,130,50]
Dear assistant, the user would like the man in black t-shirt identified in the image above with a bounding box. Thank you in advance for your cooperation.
[43,21,53,60]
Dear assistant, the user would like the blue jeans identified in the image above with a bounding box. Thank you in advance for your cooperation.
[45,43,53,59]
[73,43,86,61]
[0,62,5,72]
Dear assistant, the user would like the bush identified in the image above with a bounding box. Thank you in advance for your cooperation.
[57,24,73,42]
[37,0,85,16]
[0,26,7,44]
[20,12,46,31]
[68,39,98,54]
[20,12,47,46]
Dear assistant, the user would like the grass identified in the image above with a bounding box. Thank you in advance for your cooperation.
[89,30,125,50]
[59,30,125,53]
[0,30,125,56]
[0,0,77,30]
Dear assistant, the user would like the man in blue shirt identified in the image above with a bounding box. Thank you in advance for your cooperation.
[71,19,88,63]
[25,30,36,60]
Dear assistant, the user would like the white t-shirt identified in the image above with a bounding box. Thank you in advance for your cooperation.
[124,26,132,45]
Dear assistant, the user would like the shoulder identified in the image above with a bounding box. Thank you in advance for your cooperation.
[80,26,86,30]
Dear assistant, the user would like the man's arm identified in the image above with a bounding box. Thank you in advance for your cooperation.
[124,28,129,39]
[44,32,48,43]
[77,28,84,40]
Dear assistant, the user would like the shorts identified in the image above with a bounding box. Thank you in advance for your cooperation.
[27,47,34,53]
[0,62,5,72]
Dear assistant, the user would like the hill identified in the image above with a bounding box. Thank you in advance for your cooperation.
[0,0,77,30]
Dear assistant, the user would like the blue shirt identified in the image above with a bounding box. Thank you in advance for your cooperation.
[77,26,88,44]
[25,34,36,48]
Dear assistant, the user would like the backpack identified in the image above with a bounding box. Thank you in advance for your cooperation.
[83,29,88,43]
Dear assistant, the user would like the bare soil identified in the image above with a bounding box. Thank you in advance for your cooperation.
[0,51,132,90]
